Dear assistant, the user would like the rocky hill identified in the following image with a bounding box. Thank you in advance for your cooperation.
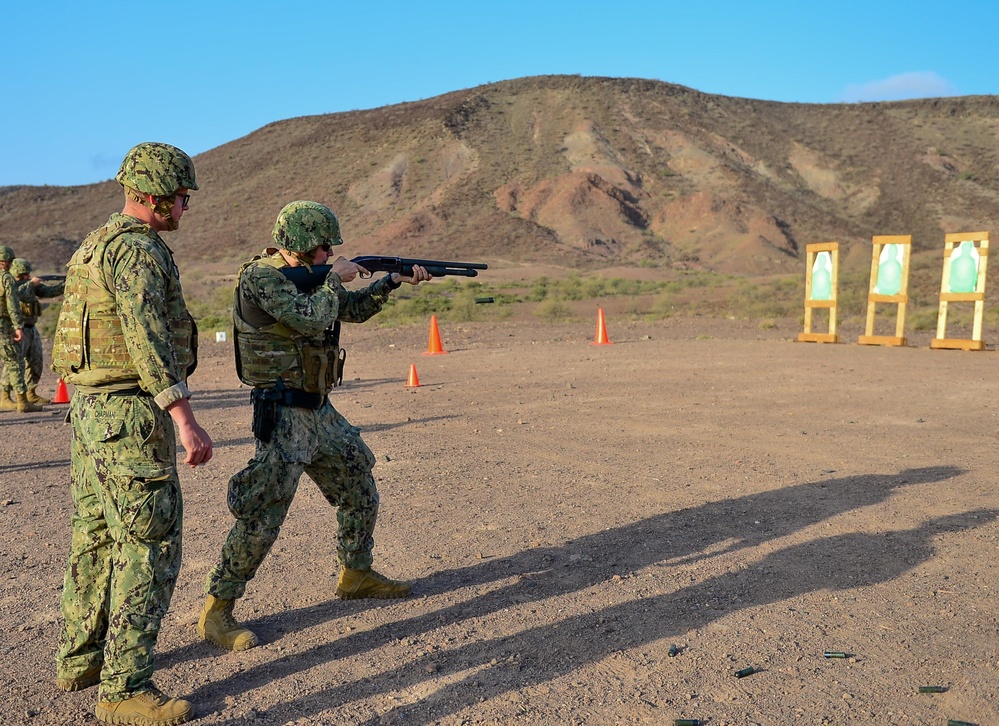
[2,75,998,277]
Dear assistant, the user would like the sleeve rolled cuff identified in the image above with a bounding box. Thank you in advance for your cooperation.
[153,381,193,410]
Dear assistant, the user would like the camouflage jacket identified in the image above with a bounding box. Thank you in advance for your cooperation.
[52,213,196,408]
[16,277,65,326]
[234,250,396,389]
[0,269,24,332]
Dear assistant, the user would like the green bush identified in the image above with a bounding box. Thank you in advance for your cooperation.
[534,299,571,322]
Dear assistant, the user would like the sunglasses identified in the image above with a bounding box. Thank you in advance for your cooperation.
[175,193,191,208]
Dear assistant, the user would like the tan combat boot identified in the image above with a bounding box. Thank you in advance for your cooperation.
[27,386,50,404]
[0,390,16,411]
[56,662,102,692]
[197,595,258,651]
[95,685,192,725]
[335,567,412,600]
[16,393,43,413]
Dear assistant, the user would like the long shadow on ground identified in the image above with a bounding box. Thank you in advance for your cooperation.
[176,466,976,722]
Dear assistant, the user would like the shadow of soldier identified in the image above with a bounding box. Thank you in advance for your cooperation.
[178,465,965,718]
[253,508,999,726]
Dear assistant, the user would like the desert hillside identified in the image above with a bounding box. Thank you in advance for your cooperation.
[1,75,998,278]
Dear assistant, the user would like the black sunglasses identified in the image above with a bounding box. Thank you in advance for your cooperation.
[175,193,191,208]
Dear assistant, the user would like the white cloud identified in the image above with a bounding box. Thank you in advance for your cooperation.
[839,72,957,102]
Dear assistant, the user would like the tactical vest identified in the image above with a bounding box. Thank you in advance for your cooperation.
[0,271,19,330]
[18,283,41,325]
[233,254,341,394]
[52,214,197,387]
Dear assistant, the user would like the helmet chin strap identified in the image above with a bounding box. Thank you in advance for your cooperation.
[125,186,178,229]
[290,250,316,271]
[153,195,179,230]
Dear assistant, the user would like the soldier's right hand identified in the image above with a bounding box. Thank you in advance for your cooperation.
[329,255,368,284]
[13,328,22,343]
[167,398,214,466]
[178,421,213,467]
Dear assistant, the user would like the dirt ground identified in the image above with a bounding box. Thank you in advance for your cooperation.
[1,313,998,725]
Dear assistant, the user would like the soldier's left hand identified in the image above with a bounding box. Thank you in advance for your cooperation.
[393,264,433,286]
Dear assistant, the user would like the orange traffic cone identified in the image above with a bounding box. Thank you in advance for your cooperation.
[405,364,422,388]
[53,378,71,404]
[424,314,448,355]
[590,308,613,346]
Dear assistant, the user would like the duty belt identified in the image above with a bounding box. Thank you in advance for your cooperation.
[252,380,325,410]
[75,385,152,397]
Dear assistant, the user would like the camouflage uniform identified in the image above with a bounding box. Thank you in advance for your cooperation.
[0,264,27,395]
[52,211,197,702]
[6,270,64,388]
[205,249,397,600]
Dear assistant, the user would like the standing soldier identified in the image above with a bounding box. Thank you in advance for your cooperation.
[1,258,65,404]
[52,142,213,726]
[197,201,428,652]
[0,245,42,412]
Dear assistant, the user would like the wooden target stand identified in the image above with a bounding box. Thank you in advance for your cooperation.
[930,231,989,351]
[796,242,840,343]
[858,235,911,347]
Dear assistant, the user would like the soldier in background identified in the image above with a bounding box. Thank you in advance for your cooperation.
[197,200,429,652]
[52,142,212,726]
[0,245,42,413]
[0,258,65,405]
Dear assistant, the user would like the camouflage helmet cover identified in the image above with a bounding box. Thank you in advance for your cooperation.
[272,201,343,253]
[115,142,199,196]
[10,258,30,276]
[0,245,14,262]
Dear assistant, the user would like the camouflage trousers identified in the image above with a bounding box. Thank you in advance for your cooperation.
[57,391,183,702]
[206,399,379,601]
[19,325,44,387]
[0,324,26,393]
[0,324,42,389]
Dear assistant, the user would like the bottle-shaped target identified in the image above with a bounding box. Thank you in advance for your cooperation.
[948,240,979,293]
[811,251,832,300]
[875,244,903,295]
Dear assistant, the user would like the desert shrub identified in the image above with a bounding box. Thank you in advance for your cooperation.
[529,277,550,301]
[650,292,674,318]
[908,309,938,331]
[188,286,233,333]
[534,299,571,322]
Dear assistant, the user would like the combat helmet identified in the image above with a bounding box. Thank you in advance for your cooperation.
[10,258,30,277]
[0,245,14,263]
[115,142,199,196]
[272,201,343,253]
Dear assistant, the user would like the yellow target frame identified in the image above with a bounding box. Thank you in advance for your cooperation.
[796,242,840,343]
[930,231,989,351]
[858,235,911,347]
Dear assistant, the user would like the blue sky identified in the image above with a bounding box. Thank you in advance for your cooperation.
[2,1,995,187]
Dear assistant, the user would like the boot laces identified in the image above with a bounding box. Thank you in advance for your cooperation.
[219,604,240,629]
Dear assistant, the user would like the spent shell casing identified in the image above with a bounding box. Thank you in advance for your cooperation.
[919,685,947,693]
[946,721,976,726]
[668,644,680,657]
[823,651,849,658]
[474,296,495,304]
[674,720,700,726]
[734,666,756,678]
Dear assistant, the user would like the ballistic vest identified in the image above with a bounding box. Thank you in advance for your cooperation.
[0,271,21,331]
[16,281,42,325]
[52,214,196,388]
[233,254,340,394]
